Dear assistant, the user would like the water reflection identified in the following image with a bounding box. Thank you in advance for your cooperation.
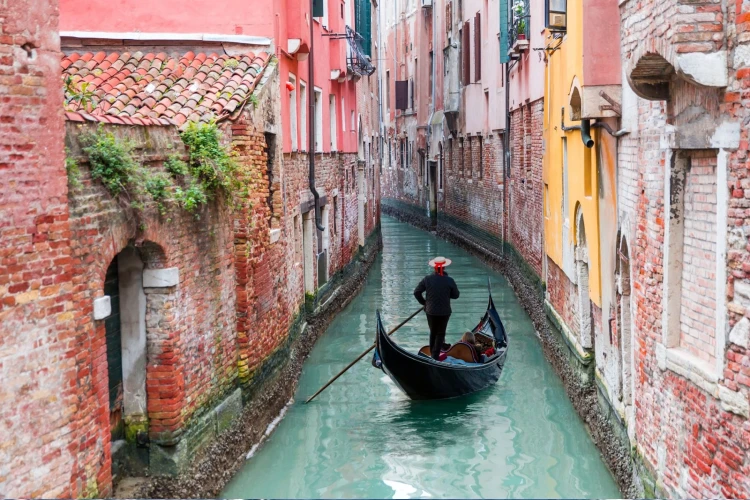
[221,217,620,499]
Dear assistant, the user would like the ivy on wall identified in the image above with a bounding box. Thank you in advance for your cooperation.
[66,120,242,224]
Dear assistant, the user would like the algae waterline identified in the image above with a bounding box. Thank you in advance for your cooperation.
[222,216,620,498]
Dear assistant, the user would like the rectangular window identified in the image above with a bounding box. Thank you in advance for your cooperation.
[546,0,567,30]
[395,80,408,110]
[341,97,346,132]
[329,95,337,151]
[429,52,434,99]
[462,21,471,85]
[351,110,355,132]
[385,70,390,117]
[458,28,463,85]
[289,73,298,151]
[663,151,720,368]
[314,88,323,152]
[474,12,481,82]
[300,80,307,151]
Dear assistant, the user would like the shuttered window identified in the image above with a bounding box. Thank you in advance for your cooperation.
[395,80,408,110]
[355,0,372,56]
[462,21,471,85]
[474,12,481,82]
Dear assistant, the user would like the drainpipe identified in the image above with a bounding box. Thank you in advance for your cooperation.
[580,119,594,148]
[503,61,510,254]
[560,107,593,148]
[309,0,325,232]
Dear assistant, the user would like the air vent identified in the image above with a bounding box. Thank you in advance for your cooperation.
[421,0,433,7]
[549,12,566,29]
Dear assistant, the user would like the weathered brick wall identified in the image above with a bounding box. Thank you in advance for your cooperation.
[442,134,505,238]
[547,260,581,337]
[281,152,362,275]
[619,0,750,491]
[508,99,544,279]
[63,122,238,451]
[0,0,85,496]
[679,152,718,365]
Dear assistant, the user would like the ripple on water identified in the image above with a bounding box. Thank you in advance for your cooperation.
[221,217,620,499]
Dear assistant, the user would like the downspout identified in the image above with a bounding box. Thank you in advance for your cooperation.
[560,107,593,148]
[309,0,325,232]
[503,61,510,254]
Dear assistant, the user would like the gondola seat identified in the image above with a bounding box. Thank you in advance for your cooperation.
[419,343,478,363]
[445,342,479,363]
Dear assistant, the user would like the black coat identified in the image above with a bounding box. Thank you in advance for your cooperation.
[414,271,460,316]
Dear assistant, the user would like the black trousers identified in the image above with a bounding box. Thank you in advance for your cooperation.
[426,314,450,360]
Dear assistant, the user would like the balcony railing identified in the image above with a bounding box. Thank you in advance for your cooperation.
[509,0,530,56]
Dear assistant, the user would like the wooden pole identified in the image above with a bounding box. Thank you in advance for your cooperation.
[304,306,424,404]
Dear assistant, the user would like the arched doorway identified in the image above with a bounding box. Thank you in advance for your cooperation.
[618,238,633,408]
[575,206,593,350]
[102,245,149,475]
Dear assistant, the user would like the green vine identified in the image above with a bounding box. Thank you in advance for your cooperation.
[65,149,82,189]
[76,121,242,223]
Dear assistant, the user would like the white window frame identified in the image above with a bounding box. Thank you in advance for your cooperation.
[300,80,307,151]
[314,87,323,152]
[329,94,337,151]
[289,73,298,151]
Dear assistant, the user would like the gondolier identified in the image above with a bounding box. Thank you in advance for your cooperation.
[414,256,460,360]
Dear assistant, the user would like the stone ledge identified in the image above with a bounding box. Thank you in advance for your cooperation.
[143,267,179,288]
[544,299,594,365]
[657,345,718,396]
[93,295,111,320]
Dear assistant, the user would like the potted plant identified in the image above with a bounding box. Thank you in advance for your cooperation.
[517,19,527,39]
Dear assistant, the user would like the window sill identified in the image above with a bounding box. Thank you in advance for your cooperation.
[656,344,750,416]
[656,345,718,396]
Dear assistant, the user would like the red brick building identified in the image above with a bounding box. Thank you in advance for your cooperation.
[618,0,750,494]
[0,2,382,497]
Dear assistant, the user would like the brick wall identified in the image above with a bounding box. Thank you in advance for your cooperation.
[618,0,750,491]
[508,99,544,279]
[0,0,83,496]
[679,152,718,365]
[442,134,505,238]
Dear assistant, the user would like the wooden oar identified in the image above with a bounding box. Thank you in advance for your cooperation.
[304,306,425,404]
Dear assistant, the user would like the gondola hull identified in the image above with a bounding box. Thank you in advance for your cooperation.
[374,289,508,400]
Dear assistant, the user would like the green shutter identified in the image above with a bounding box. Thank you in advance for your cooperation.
[355,0,372,56]
[499,0,510,63]
[313,0,324,17]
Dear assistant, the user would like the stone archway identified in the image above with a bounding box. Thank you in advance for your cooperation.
[617,237,633,408]
[99,245,149,476]
[575,205,593,349]
[95,241,181,476]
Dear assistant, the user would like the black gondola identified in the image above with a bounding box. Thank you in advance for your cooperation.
[373,283,508,400]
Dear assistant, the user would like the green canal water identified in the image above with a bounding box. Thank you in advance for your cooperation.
[222,216,621,499]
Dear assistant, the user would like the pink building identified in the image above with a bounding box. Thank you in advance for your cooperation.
[60,0,376,157]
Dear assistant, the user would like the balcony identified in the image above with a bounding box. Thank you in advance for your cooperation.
[508,0,530,58]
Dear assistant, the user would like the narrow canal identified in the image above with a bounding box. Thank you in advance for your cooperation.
[222,216,620,498]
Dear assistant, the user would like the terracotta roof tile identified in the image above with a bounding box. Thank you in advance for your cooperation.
[63,50,271,127]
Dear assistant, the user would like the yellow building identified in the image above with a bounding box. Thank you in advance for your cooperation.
[541,0,622,373]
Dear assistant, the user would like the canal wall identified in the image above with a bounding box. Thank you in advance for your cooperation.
[381,201,645,497]
[134,228,382,498]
